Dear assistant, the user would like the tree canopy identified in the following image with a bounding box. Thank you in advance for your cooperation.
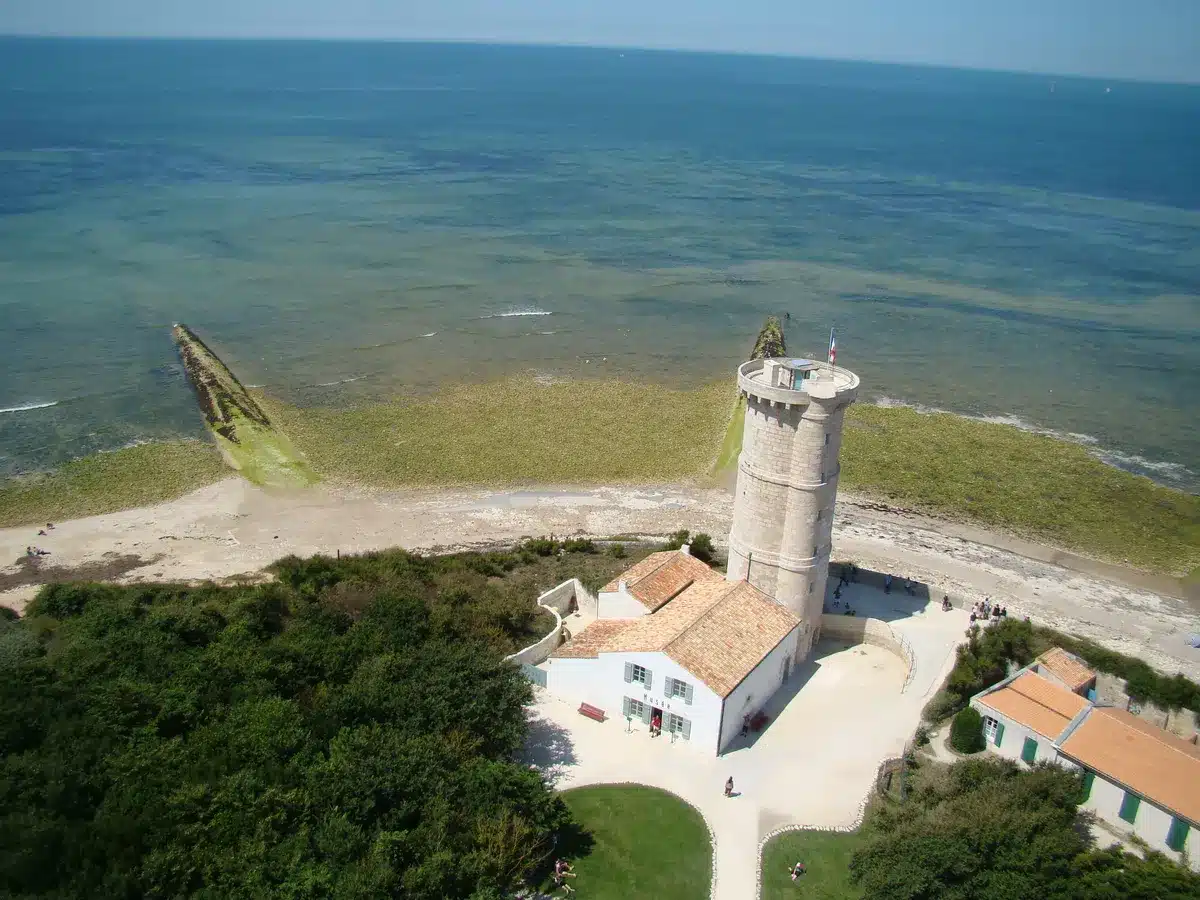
[851,758,1200,900]
[0,547,593,899]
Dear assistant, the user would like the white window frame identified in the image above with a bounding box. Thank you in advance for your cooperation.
[668,677,688,700]
[982,715,999,744]
[667,712,688,737]
[631,663,648,686]
[627,698,646,720]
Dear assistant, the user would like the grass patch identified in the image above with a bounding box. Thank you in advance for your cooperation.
[712,394,745,477]
[841,405,1200,575]
[760,829,865,900]
[261,377,734,487]
[0,441,227,529]
[556,785,712,900]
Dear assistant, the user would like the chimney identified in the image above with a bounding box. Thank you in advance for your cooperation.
[618,580,627,593]
[681,543,691,556]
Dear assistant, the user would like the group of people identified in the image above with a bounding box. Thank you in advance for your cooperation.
[970,599,1008,623]
[25,523,55,558]
[883,574,917,596]
[551,858,576,895]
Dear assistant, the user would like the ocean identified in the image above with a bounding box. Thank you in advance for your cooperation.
[1,39,1197,489]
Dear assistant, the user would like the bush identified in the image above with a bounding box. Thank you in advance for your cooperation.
[922,689,961,724]
[521,537,560,557]
[562,538,596,554]
[663,529,690,551]
[914,725,930,748]
[950,706,986,754]
[688,533,716,564]
[607,542,627,559]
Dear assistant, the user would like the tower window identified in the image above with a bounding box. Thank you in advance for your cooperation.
[825,433,830,446]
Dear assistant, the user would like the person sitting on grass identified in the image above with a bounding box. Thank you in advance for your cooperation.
[789,861,806,881]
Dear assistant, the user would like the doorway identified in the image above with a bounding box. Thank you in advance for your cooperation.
[650,706,664,737]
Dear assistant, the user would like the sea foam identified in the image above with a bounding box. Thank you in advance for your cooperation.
[0,401,58,414]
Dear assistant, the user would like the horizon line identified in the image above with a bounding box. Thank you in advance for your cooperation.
[2,33,1197,88]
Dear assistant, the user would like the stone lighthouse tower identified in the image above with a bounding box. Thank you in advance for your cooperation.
[726,355,860,661]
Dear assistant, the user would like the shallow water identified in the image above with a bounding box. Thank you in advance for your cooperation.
[1,40,1197,488]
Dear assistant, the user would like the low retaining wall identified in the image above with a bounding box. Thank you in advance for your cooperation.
[820,614,916,692]
[505,579,593,667]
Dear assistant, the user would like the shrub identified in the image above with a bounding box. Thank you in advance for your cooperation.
[606,543,627,559]
[922,689,961,724]
[950,706,986,754]
[914,725,930,748]
[521,537,560,557]
[688,533,716,563]
[663,529,690,551]
[562,538,596,554]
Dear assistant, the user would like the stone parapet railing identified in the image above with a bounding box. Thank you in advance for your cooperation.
[504,579,593,667]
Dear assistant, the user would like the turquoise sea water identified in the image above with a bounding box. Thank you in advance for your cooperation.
[1,39,1197,489]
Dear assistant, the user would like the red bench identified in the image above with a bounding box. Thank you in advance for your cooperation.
[578,703,606,723]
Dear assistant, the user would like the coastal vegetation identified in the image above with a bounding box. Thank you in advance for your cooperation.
[923,617,1200,726]
[0,542,662,899]
[0,440,225,529]
[554,786,712,900]
[839,404,1200,577]
[173,324,317,488]
[761,758,1200,900]
[260,376,732,487]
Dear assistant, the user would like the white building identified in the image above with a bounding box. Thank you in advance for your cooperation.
[971,651,1200,870]
[544,547,802,755]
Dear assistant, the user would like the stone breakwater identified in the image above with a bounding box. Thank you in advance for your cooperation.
[172,324,317,488]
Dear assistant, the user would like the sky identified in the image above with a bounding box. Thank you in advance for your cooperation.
[2,0,1198,84]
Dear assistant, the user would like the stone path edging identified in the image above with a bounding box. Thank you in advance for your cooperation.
[751,754,902,899]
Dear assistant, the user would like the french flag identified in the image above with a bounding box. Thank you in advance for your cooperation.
[828,328,837,365]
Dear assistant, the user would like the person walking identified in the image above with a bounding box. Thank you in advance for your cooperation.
[789,861,806,881]
[725,777,734,798]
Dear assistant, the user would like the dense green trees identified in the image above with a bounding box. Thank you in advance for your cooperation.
[0,547,587,899]
[851,758,1200,900]
[948,707,985,754]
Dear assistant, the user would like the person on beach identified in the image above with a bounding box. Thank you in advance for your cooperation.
[884,574,893,594]
[725,777,734,797]
[942,595,952,611]
[789,861,806,881]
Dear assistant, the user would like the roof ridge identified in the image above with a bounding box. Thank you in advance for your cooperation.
[629,552,674,587]
[663,579,744,653]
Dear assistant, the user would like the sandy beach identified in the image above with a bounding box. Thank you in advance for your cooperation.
[3,477,1198,681]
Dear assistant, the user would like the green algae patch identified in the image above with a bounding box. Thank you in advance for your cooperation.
[173,324,317,488]
[840,404,1200,577]
[0,441,227,528]
[751,314,788,360]
[261,377,733,487]
[712,394,746,479]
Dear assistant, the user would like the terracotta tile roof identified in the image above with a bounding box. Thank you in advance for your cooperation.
[666,581,802,697]
[551,578,800,697]
[1060,707,1200,825]
[1036,647,1096,692]
[599,550,723,611]
[976,671,1089,740]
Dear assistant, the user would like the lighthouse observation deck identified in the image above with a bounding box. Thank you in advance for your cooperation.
[737,358,860,405]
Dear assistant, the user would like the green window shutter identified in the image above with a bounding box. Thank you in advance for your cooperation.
[641,703,652,725]
[1119,792,1141,824]
[684,681,694,705]
[1081,771,1095,802]
[665,676,675,697]
[644,668,653,691]
[994,722,1005,747]
[622,696,631,718]
[1021,737,1038,764]
[681,718,691,740]
[623,662,633,683]
[1166,817,1190,852]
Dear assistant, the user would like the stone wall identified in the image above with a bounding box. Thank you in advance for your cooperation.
[1094,673,1199,739]
[820,613,916,692]
[503,579,592,667]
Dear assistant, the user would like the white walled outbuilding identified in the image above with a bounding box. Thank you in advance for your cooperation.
[596,586,651,620]
[719,626,800,752]
[970,701,1061,766]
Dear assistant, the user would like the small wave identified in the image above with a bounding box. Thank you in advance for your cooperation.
[421,332,438,338]
[870,396,1194,486]
[0,401,58,414]
[479,307,552,319]
[535,330,557,336]
[311,375,365,388]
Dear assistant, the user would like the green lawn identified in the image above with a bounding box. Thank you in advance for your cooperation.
[556,785,712,900]
[760,829,865,900]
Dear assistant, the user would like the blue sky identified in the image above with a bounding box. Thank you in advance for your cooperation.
[3,0,1198,83]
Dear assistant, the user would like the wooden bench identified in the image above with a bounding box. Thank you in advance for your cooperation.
[578,703,606,723]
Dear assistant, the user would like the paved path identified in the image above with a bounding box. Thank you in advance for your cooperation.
[524,600,967,900]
